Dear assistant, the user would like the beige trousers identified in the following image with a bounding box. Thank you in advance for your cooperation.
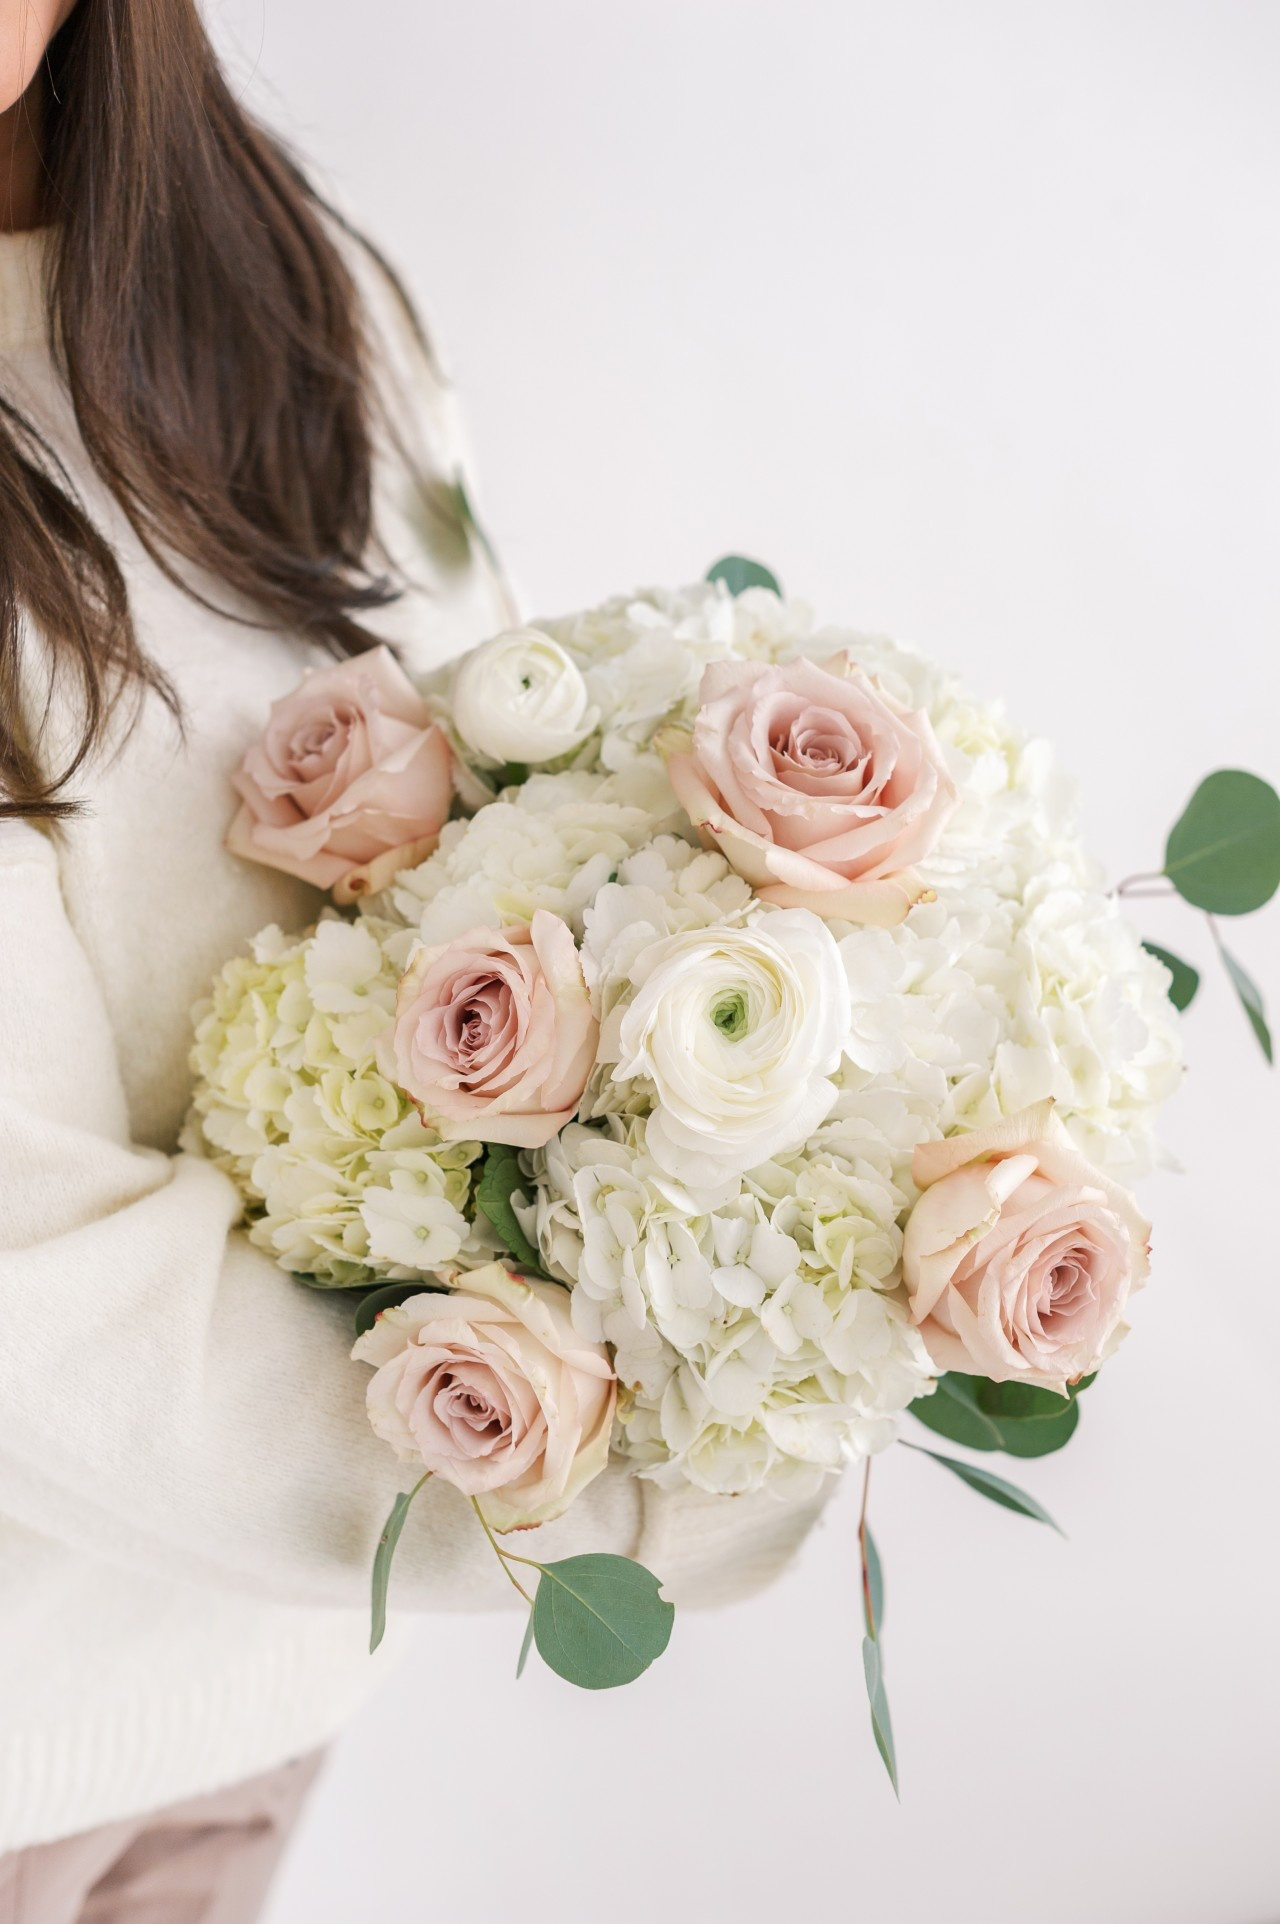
[0,1753,323,1924]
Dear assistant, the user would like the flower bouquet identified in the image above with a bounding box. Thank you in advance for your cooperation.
[187,557,1278,1788]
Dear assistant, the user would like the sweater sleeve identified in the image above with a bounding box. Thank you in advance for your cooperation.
[0,823,823,1611]
[0,819,638,1607]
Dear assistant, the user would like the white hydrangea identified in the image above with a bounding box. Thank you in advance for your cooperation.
[385,761,676,945]
[520,1105,934,1497]
[187,917,486,1287]
[998,868,1184,1177]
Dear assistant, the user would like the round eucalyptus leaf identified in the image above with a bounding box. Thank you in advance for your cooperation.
[705,555,782,597]
[1163,769,1280,914]
[532,1555,673,1690]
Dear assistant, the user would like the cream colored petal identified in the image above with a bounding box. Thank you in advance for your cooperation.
[911,1100,1058,1190]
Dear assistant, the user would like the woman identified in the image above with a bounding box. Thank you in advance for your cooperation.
[0,4,816,1919]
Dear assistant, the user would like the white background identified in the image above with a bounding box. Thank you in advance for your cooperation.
[204,6,1280,1921]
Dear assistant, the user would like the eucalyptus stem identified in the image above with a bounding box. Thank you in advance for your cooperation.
[470,1497,536,1605]
[1113,871,1175,899]
[859,1459,877,1643]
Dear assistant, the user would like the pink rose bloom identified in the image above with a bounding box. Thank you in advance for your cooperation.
[352,1264,616,1531]
[227,646,453,903]
[378,910,597,1149]
[902,1101,1151,1393]
[665,653,957,927]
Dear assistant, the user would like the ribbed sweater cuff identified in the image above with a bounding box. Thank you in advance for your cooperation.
[0,1613,401,1853]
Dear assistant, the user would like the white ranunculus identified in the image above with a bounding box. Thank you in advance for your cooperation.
[614,909,849,1187]
[451,628,599,765]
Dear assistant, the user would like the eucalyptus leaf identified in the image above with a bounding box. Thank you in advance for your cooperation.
[903,1442,1064,1534]
[861,1635,899,1797]
[515,1609,536,1681]
[1142,941,1200,1013]
[982,1397,1079,1459]
[862,1525,885,1640]
[973,1377,1082,1459]
[1221,946,1273,1064]
[531,1555,674,1690]
[417,477,474,573]
[369,1474,429,1654]
[909,1374,1004,1451]
[445,475,503,579]
[911,1373,1087,1459]
[353,1280,446,1338]
[475,1145,544,1273]
[1163,770,1280,914]
[706,555,782,597]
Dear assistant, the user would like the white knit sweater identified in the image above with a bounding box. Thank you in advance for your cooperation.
[0,227,822,1851]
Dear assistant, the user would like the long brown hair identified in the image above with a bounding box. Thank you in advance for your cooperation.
[1,0,430,820]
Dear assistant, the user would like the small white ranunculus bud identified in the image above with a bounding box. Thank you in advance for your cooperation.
[451,628,598,765]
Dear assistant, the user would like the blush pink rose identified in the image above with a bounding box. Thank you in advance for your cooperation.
[352,1264,616,1531]
[378,910,597,1149]
[902,1101,1151,1393]
[665,653,957,927]
[227,646,453,903]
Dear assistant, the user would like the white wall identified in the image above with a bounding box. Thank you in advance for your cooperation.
[204,6,1280,1920]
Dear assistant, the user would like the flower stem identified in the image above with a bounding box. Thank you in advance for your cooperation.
[470,1498,536,1605]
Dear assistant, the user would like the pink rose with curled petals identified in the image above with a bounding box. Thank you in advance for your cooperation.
[227,647,453,903]
[664,653,957,927]
[352,1264,616,1531]
[377,910,597,1149]
[902,1101,1151,1393]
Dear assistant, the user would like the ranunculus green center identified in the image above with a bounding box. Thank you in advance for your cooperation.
[711,990,749,1038]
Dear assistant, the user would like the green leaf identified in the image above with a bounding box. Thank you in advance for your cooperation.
[909,1374,1004,1451]
[353,1280,446,1338]
[980,1396,1079,1459]
[474,1144,544,1273]
[1221,946,1273,1064]
[531,1555,674,1690]
[515,1609,536,1680]
[910,1373,1085,1459]
[1142,941,1200,1013]
[903,1442,1065,1534]
[369,1474,429,1654]
[973,1377,1082,1459]
[706,555,782,598]
[861,1635,899,1797]
[862,1525,885,1640]
[493,762,530,789]
[1163,769,1280,914]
